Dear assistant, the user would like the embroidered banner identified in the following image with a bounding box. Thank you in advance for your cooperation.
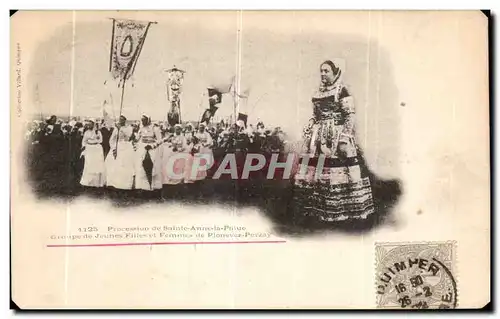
[109,19,152,82]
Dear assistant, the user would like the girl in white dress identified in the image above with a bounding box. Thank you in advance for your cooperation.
[183,123,196,184]
[105,115,135,190]
[134,114,163,191]
[162,124,189,185]
[80,119,105,187]
[191,122,214,181]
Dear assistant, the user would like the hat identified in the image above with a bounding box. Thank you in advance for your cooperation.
[140,114,152,126]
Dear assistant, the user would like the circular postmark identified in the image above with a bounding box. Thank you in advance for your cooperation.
[376,242,457,309]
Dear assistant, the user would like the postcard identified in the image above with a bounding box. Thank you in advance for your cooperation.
[10,10,490,309]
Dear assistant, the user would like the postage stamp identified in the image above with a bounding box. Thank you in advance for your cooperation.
[375,241,457,309]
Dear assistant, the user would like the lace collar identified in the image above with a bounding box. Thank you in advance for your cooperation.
[314,70,343,100]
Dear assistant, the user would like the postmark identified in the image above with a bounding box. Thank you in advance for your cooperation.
[375,241,457,309]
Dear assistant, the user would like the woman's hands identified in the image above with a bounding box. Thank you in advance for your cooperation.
[319,140,348,158]
[337,142,348,159]
[320,139,333,156]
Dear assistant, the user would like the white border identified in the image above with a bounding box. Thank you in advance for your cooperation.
[2,0,499,10]
[3,1,498,318]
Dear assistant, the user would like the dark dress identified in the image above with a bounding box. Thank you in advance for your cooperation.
[291,81,375,222]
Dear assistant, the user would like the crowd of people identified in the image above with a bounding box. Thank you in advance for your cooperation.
[24,114,289,198]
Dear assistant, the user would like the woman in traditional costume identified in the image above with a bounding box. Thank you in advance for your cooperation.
[161,124,191,199]
[182,123,196,184]
[105,115,135,190]
[160,125,174,184]
[191,122,214,182]
[134,114,163,191]
[80,119,106,188]
[162,124,189,185]
[67,121,85,192]
[291,60,375,223]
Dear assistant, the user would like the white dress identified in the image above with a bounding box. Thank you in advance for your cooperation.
[80,129,105,187]
[191,131,214,181]
[134,125,162,191]
[183,132,196,184]
[104,126,135,190]
[162,133,189,185]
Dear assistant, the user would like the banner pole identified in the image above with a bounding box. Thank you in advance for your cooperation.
[108,18,155,158]
[178,100,182,124]
[114,78,126,158]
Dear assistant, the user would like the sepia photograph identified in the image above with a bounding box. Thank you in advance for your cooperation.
[10,10,490,309]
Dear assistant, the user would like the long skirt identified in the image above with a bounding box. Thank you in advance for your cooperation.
[104,142,135,190]
[134,143,162,191]
[182,153,196,184]
[292,157,375,222]
[80,144,105,187]
[186,148,214,183]
[161,146,189,185]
